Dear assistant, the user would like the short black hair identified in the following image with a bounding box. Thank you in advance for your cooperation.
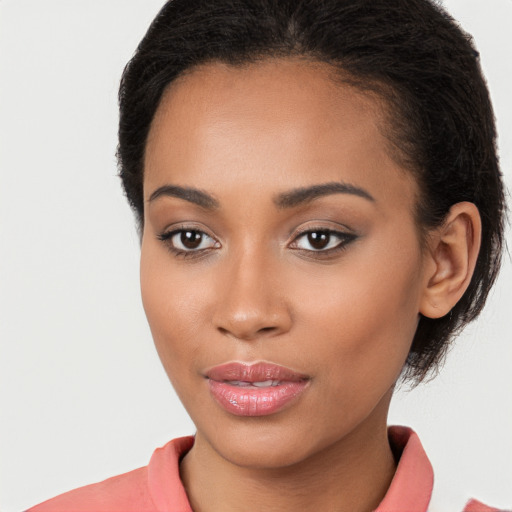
[117,0,506,383]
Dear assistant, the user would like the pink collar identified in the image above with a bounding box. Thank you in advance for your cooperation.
[145,426,478,512]
[376,426,433,512]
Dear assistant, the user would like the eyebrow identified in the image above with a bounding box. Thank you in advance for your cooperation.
[148,185,220,209]
[274,182,375,208]
[148,181,374,210]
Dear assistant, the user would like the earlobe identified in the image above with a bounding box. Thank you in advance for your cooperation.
[420,202,482,319]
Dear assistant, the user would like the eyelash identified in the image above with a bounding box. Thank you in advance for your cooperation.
[157,227,219,259]
[290,227,357,258]
[157,226,357,259]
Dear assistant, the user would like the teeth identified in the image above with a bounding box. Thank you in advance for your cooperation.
[226,380,282,387]
[252,380,275,387]
[227,381,252,387]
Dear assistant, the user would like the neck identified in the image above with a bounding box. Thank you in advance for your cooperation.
[180,400,396,512]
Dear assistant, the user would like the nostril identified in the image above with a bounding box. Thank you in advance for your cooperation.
[216,324,278,340]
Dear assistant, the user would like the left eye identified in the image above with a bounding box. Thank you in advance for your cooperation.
[292,230,353,251]
[161,229,218,252]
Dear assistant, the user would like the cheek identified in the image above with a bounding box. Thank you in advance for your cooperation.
[292,237,422,388]
[139,242,206,378]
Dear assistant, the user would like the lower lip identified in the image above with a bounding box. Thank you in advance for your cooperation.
[208,380,309,416]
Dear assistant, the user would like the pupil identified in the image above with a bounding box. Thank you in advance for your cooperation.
[181,230,202,249]
[308,231,329,249]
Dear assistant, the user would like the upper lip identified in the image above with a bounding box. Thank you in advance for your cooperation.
[205,361,309,383]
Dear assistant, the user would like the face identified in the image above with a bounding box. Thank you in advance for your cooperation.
[141,59,428,469]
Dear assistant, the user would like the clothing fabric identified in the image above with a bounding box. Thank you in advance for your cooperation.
[27,426,500,512]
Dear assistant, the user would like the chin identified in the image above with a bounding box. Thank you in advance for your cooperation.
[196,414,344,471]
[215,435,313,469]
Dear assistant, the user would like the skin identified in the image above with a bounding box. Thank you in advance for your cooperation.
[140,58,481,512]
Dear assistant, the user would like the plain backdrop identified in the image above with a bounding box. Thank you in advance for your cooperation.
[0,1,511,511]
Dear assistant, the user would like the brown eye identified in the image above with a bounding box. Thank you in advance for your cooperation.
[292,229,355,252]
[180,230,203,249]
[307,231,330,250]
[158,228,219,253]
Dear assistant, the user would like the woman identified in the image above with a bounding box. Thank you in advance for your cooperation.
[11,0,509,510]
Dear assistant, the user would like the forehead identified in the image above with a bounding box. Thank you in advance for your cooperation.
[144,58,417,209]
[147,58,386,154]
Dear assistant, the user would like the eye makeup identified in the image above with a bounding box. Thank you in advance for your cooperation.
[157,223,358,262]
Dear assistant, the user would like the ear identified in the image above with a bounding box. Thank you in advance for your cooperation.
[420,202,482,319]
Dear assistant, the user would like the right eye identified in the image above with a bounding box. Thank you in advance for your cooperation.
[158,228,219,255]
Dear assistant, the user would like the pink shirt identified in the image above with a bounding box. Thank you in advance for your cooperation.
[27,426,500,512]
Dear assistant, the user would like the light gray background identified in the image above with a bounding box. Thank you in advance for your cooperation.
[0,1,510,510]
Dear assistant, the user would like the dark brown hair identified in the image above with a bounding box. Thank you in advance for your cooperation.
[117,0,506,383]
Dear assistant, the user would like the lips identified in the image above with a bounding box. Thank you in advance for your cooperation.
[205,362,310,416]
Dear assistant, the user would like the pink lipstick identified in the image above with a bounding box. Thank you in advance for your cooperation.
[206,362,309,416]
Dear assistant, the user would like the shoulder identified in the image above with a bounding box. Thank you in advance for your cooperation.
[26,436,195,512]
[25,466,154,512]
[462,498,507,512]
[385,427,506,512]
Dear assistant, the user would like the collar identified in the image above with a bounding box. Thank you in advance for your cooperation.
[146,426,433,512]
[376,426,433,512]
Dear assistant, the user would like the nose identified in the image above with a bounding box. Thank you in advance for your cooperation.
[212,250,292,341]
